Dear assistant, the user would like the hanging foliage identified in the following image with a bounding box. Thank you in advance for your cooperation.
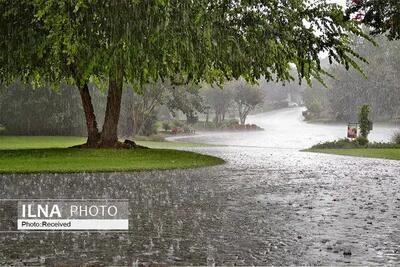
[1,0,369,147]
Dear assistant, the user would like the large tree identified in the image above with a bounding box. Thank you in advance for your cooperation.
[1,0,369,148]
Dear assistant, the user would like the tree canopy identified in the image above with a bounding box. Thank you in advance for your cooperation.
[1,0,370,147]
[2,0,368,83]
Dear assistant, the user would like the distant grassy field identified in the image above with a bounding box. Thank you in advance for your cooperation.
[307,148,400,160]
[0,136,224,173]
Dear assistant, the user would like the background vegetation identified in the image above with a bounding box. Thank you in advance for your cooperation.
[0,79,266,136]
[303,35,400,122]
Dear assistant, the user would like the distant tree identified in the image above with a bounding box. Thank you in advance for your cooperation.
[119,81,204,136]
[166,84,204,125]
[358,104,371,139]
[232,81,264,125]
[300,32,400,122]
[203,86,234,125]
[162,121,171,132]
[302,80,331,120]
[259,72,308,110]
[0,82,86,135]
[121,82,166,137]
[326,35,400,121]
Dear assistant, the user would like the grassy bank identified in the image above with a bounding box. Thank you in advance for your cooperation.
[306,138,400,160]
[306,148,400,160]
[0,136,224,173]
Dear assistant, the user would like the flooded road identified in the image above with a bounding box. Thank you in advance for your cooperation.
[174,107,399,149]
[1,108,400,266]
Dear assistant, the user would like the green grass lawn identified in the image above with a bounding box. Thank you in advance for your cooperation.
[306,148,400,160]
[0,136,224,173]
[0,136,210,150]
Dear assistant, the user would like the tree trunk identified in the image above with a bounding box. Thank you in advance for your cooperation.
[78,83,100,146]
[240,116,245,125]
[99,65,124,147]
[215,112,219,126]
[238,102,245,125]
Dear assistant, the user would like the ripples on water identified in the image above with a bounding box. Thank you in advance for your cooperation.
[1,108,400,265]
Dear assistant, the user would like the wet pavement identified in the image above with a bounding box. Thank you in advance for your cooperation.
[1,108,400,265]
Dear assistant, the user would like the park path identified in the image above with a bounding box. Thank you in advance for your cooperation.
[1,108,400,265]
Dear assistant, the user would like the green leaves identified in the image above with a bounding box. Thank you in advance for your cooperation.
[358,104,371,138]
[347,0,400,40]
[2,0,370,90]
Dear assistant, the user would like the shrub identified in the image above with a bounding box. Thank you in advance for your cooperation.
[162,121,171,131]
[355,136,369,146]
[311,138,400,150]
[367,142,400,149]
[183,125,193,133]
[311,138,356,149]
[392,131,400,144]
[172,120,184,128]
[308,100,322,114]
[193,121,216,130]
[221,119,239,129]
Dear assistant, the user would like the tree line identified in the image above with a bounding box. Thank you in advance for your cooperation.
[0,80,264,136]
[303,34,400,122]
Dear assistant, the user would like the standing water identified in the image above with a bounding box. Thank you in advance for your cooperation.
[171,107,399,148]
[1,108,400,265]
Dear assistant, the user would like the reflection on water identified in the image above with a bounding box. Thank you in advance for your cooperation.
[1,108,400,265]
[171,107,399,149]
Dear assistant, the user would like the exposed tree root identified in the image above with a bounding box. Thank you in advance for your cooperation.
[70,139,148,149]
